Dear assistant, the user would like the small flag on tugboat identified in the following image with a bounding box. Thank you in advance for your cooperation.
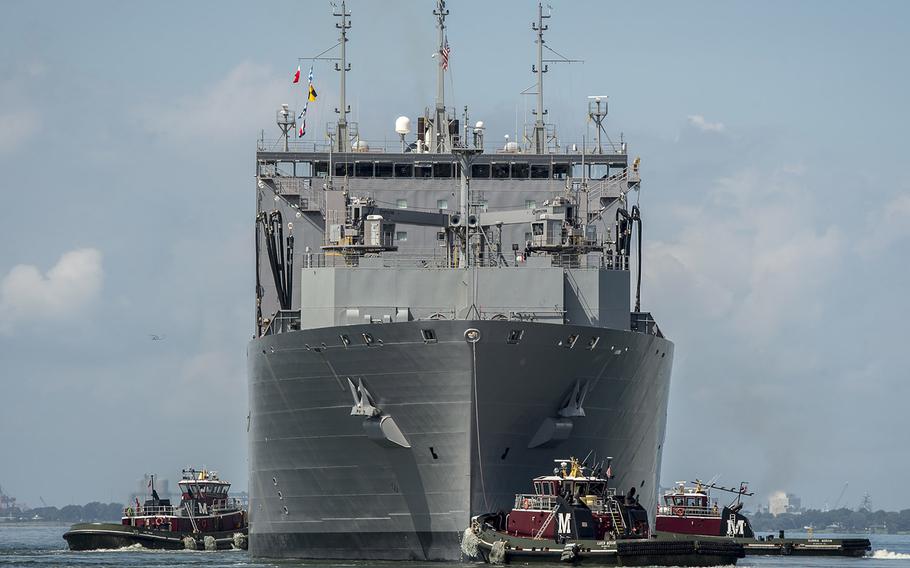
[292,65,301,84]
[298,120,306,138]
[308,83,318,101]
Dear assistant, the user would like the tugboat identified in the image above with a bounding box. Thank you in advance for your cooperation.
[654,480,871,557]
[64,468,248,551]
[464,457,744,565]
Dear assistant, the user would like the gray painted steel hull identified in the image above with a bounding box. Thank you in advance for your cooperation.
[248,320,673,560]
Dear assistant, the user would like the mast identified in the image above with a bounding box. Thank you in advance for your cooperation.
[433,0,449,153]
[531,2,550,154]
[334,0,352,152]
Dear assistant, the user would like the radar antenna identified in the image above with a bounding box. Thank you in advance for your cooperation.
[276,104,295,152]
[529,3,581,154]
[587,96,612,154]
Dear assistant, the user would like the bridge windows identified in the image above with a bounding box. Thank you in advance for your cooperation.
[334,162,353,177]
[396,231,408,241]
[394,163,413,177]
[511,162,529,179]
[354,161,373,177]
[436,199,449,210]
[492,162,510,179]
[472,163,491,178]
[433,162,453,178]
[375,161,393,177]
[314,161,329,177]
[414,164,433,178]
[531,163,550,179]
[552,163,569,179]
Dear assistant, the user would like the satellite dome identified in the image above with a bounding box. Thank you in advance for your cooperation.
[395,116,411,135]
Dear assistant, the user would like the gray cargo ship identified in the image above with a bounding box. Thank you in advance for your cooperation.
[248,1,673,560]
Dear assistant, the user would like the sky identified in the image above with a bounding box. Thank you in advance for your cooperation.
[1,0,908,512]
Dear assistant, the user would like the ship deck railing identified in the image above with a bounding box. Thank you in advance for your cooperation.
[657,505,719,518]
[256,138,628,158]
[302,251,629,270]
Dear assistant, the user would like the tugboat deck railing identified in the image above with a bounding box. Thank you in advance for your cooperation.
[124,498,243,518]
[657,504,719,518]
[515,494,558,511]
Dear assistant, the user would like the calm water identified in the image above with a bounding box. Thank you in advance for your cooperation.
[2,523,910,568]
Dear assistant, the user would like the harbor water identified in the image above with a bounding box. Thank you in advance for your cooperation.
[3,523,910,567]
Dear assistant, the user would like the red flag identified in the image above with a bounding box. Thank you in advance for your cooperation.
[606,464,613,478]
[298,121,306,138]
[292,65,301,84]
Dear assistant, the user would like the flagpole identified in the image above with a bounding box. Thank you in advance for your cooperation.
[433,0,449,153]
[334,0,352,153]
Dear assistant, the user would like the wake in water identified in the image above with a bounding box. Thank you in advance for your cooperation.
[871,549,910,559]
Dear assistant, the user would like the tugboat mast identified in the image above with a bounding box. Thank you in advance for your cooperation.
[433,0,449,153]
[334,0,352,152]
[532,2,550,154]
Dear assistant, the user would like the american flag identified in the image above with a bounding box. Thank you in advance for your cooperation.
[441,37,450,71]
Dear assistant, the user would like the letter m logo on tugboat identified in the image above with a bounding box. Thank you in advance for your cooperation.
[726,518,746,537]
[557,512,572,535]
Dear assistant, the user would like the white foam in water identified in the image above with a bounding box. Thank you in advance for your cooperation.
[871,549,910,559]
[460,527,479,558]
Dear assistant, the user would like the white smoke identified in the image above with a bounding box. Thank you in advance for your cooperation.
[687,114,726,133]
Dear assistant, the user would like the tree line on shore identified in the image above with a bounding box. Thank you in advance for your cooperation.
[3,502,124,522]
[750,507,910,533]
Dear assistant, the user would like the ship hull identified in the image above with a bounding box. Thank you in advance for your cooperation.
[248,319,673,560]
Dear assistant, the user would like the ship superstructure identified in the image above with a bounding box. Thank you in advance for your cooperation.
[248,1,673,560]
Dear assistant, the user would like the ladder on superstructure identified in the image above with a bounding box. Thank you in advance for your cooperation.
[534,506,559,540]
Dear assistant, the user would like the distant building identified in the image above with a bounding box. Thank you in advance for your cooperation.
[769,491,802,515]
[128,474,172,504]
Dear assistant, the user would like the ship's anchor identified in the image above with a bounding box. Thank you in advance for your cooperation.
[347,378,411,448]
[528,379,589,448]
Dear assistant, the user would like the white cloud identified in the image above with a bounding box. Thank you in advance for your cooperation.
[0,109,39,154]
[646,166,842,343]
[139,61,288,143]
[687,114,725,133]
[862,193,910,251]
[0,248,103,332]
